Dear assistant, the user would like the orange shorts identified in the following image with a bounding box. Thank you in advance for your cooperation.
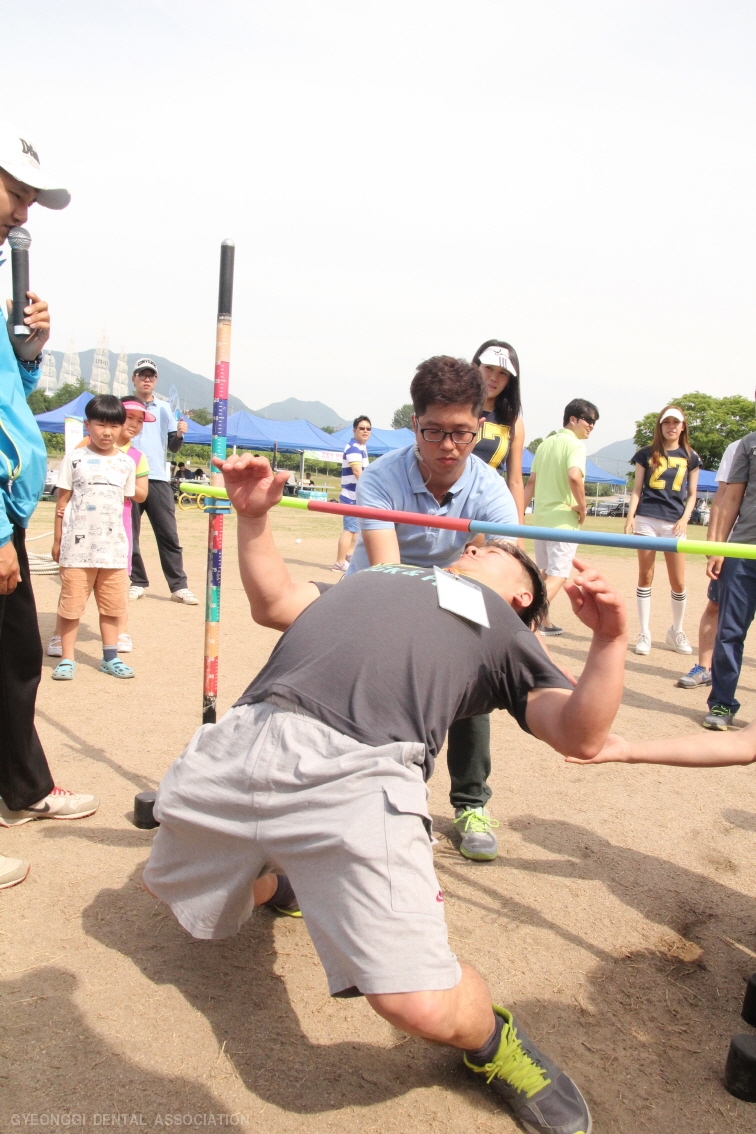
[58,567,128,619]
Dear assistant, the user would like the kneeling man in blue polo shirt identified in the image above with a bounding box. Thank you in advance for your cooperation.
[347,356,518,862]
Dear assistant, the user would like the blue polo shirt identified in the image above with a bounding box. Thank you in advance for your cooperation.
[346,444,518,574]
[131,396,177,482]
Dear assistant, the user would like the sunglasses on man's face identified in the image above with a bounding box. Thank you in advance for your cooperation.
[580,416,597,426]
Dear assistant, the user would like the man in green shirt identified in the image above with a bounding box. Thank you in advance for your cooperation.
[524,398,599,635]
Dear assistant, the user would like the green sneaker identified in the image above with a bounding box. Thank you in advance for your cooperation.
[465,1006,592,1134]
[702,704,736,730]
[454,807,499,861]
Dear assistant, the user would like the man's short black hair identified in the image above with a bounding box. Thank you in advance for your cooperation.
[410,356,486,418]
[487,540,548,629]
[353,415,371,429]
[85,395,126,425]
[563,398,599,428]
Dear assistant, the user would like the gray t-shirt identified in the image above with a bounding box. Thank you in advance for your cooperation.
[236,564,572,779]
[725,434,756,544]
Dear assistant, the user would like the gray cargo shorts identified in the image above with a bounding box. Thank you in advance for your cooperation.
[144,697,461,997]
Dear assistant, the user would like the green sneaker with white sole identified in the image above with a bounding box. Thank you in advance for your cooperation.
[465,1005,592,1134]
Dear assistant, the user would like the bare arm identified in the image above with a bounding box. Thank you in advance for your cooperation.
[505,418,525,523]
[350,462,364,482]
[524,560,627,758]
[706,481,746,579]
[706,481,728,543]
[567,466,587,524]
[213,454,322,630]
[133,478,149,504]
[566,721,756,768]
[52,488,72,561]
[672,466,699,536]
[523,471,535,510]
[623,464,645,533]
[362,527,402,566]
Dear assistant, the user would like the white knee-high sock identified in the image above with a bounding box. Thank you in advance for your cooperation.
[671,589,687,633]
[636,587,652,636]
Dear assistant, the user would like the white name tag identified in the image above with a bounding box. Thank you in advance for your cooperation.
[434,566,490,628]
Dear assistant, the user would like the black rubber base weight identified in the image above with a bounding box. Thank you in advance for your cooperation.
[742,973,756,1028]
[724,1034,756,1102]
[133,791,159,829]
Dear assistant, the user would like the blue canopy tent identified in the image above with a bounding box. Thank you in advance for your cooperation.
[517,447,626,485]
[224,412,337,453]
[328,426,415,456]
[33,392,211,442]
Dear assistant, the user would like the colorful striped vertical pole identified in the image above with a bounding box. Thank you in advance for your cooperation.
[202,239,235,724]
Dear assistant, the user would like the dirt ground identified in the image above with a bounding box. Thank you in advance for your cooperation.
[2,502,756,1133]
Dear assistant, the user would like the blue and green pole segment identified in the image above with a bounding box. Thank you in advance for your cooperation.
[180,483,756,560]
[202,240,234,725]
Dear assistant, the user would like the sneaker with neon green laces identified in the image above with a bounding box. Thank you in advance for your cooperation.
[465,1005,592,1134]
[454,807,499,861]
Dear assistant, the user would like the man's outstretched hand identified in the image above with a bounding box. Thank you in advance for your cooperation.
[563,559,627,641]
[211,454,289,519]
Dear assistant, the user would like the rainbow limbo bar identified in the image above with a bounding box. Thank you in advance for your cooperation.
[180,483,756,561]
[202,240,235,725]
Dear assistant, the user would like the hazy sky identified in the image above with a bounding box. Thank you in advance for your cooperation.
[5,0,756,446]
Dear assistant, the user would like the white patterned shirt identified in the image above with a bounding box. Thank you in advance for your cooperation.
[57,450,136,568]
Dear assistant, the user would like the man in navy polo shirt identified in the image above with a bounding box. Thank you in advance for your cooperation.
[348,356,518,862]
[129,358,197,604]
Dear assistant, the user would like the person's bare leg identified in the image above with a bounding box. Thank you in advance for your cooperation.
[99,613,119,649]
[335,530,357,566]
[366,961,495,1050]
[541,574,567,630]
[699,599,719,669]
[58,616,79,660]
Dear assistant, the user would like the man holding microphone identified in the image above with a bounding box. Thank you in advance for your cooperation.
[0,128,98,890]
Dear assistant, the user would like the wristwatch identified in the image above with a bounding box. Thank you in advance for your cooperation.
[18,353,43,371]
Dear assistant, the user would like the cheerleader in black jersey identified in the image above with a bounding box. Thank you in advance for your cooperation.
[625,406,701,656]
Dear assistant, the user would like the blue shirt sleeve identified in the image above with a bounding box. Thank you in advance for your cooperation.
[478,473,519,527]
[354,461,398,529]
[0,494,11,546]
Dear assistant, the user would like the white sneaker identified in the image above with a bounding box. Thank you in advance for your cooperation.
[0,855,29,889]
[635,633,651,655]
[117,634,133,653]
[47,635,62,657]
[171,588,198,605]
[0,786,99,827]
[331,562,348,572]
[129,585,145,600]
[666,627,693,654]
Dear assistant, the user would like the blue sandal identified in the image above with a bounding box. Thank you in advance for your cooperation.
[51,659,76,681]
[100,658,135,679]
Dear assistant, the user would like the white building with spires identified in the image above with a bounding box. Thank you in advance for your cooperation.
[112,350,129,397]
[41,352,58,394]
[89,333,111,394]
[60,342,81,388]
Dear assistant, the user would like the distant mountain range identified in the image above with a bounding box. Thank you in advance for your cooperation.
[589,437,635,478]
[254,397,348,428]
[47,351,347,427]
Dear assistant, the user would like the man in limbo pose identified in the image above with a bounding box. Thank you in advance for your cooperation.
[144,453,628,1134]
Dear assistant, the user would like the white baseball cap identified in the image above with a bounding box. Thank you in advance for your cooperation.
[0,126,70,210]
[132,357,158,376]
[660,406,685,423]
[478,344,518,376]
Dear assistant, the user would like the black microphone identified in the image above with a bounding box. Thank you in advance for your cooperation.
[8,226,31,336]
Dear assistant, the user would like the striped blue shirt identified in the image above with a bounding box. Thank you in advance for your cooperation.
[340,440,369,504]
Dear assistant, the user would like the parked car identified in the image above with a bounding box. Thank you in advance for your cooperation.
[608,502,630,518]
[587,504,611,516]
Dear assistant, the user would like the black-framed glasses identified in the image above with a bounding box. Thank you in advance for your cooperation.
[419,427,477,445]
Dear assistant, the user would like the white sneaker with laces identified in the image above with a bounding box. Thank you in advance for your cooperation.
[0,855,30,889]
[47,635,62,657]
[171,588,198,605]
[129,585,145,600]
[635,632,651,655]
[117,634,133,653]
[665,627,692,654]
[0,786,99,827]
